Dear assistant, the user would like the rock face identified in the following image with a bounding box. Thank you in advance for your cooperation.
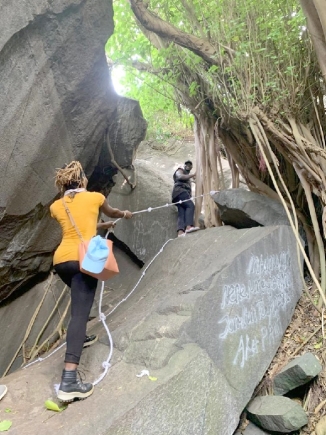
[212,189,290,228]
[247,396,308,433]
[273,352,322,395]
[3,225,303,435]
[108,159,177,262]
[0,0,147,301]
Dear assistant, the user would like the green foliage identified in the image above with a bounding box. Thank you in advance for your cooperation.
[107,0,321,126]
[44,400,67,412]
[0,421,12,432]
[106,0,193,140]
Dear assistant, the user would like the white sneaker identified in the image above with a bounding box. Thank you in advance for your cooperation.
[0,385,8,400]
[185,227,200,233]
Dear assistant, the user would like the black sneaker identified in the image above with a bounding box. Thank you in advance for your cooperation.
[83,334,98,348]
[57,369,94,402]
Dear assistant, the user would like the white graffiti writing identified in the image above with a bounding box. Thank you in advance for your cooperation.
[233,323,282,368]
[217,251,297,369]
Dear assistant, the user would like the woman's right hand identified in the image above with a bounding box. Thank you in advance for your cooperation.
[100,201,133,220]
[123,210,133,219]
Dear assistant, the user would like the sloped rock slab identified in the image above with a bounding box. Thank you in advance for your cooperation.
[3,226,303,435]
[211,189,290,228]
[247,396,308,433]
[273,352,322,395]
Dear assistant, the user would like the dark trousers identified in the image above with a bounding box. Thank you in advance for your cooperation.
[54,261,97,364]
[174,191,194,232]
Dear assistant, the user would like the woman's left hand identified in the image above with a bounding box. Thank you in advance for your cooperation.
[97,220,116,230]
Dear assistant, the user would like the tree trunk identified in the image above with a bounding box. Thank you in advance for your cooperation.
[300,0,326,80]
[194,116,220,228]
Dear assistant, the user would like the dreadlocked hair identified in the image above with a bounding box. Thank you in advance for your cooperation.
[54,161,87,194]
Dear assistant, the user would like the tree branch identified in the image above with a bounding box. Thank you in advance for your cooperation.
[106,130,136,190]
[129,0,219,66]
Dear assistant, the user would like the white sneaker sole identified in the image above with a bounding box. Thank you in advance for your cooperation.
[185,227,200,233]
[0,385,7,401]
[57,385,94,402]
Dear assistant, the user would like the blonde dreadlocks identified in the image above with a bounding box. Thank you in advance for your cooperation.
[54,161,87,194]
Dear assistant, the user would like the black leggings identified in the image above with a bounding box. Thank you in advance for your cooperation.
[54,261,97,364]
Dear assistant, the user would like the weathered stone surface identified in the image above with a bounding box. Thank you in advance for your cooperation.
[273,352,322,395]
[235,422,270,434]
[211,189,290,229]
[108,159,177,262]
[2,225,303,435]
[0,0,146,301]
[247,396,308,433]
[109,97,148,167]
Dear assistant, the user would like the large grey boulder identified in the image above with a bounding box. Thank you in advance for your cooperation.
[273,352,322,395]
[247,396,308,433]
[3,225,303,435]
[0,0,146,301]
[212,189,290,228]
[108,159,177,262]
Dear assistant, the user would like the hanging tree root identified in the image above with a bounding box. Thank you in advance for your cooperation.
[106,130,136,190]
[295,164,326,308]
[26,283,69,362]
[28,298,71,362]
[4,273,54,376]
[2,274,71,377]
[248,114,325,320]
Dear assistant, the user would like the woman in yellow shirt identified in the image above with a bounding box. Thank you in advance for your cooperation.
[50,161,132,402]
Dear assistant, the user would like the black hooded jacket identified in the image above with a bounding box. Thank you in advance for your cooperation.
[172,168,191,202]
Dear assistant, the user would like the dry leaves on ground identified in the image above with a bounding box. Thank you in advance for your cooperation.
[239,284,326,434]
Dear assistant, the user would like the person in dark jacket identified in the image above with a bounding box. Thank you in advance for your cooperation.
[172,160,199,237]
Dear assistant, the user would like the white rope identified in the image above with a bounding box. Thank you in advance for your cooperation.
[23,191,217,380]
[112,191,218,224]
[24,342,66,368]
[91,237,173,385]
[92,280,113,386]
